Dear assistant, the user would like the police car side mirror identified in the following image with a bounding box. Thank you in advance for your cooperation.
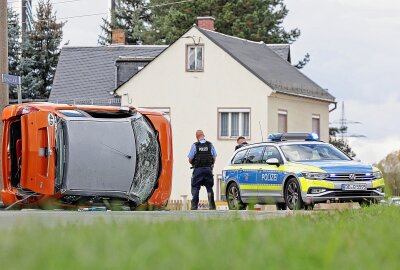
[266,158,280,166]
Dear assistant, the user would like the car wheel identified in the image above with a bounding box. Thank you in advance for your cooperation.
[227,183,247,210]
[284,178,304,210]
[276,202,287,210]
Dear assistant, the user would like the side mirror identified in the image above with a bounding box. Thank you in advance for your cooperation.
[266,158,280,166]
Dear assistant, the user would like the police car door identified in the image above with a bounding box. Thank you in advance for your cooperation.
[257,146,285,200]
[240,146,265,198]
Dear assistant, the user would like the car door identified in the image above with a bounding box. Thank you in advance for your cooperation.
[20,111,56,195]
[257,146,285,200]
[240,146,265,199]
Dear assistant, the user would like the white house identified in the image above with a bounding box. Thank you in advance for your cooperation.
[115,17,336,200]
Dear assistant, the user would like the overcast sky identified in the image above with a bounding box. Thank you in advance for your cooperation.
[9,0,400,163]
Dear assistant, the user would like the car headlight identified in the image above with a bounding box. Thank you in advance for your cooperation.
[302,172,329,180]
[373,171,383,179]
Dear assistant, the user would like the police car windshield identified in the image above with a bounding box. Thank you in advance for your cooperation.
[280,143,351,162]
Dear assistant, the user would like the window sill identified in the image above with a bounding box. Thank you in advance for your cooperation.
[186,69,204,72]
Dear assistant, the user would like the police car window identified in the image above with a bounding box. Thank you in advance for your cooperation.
[232,150,247,164]
[262,146,283,163]
[245,146,265,164]
[280,144,351,162]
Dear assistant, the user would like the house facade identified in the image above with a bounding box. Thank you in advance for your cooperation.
[114,18,336,200]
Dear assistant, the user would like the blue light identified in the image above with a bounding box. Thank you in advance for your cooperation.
[310,133,319,141]
[267,133,320,142]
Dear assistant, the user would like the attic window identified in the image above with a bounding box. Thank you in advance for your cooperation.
[186,45,204,71]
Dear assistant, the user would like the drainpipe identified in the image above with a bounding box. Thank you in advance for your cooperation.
[329,102,337,113]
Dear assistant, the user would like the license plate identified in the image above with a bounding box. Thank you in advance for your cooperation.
[341,184,367,191]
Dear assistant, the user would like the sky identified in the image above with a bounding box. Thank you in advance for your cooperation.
[8,0,400,163]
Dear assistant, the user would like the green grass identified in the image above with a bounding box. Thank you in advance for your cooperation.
[1,206,399,270]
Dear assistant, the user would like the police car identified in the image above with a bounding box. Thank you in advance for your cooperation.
[221,133,385,210]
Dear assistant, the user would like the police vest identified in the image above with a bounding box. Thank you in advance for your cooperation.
[192,141,214,168]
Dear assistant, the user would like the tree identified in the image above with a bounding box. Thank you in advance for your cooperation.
[99,0,308,67]
[98,0,151,45]
[329,127,356,158]
[7,7,21,99]
[20,0,64,99]
[376,150,400,197]
[147,0,300,45]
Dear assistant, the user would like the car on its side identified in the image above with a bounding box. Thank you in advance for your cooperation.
[221,133,384,210]
[1,103,173,210]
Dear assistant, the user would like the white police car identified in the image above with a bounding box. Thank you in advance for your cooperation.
[221,133,385,210]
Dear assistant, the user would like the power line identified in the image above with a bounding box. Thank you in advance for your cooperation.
[9,0,82,8]
[7,0,196,24]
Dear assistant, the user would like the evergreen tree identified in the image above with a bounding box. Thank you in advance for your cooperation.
[7,7,21,99]
[148,0,300,45]
[329,127,356,158]
[20,0,64,99]
[99,0,308,67]
[98,0,151,45]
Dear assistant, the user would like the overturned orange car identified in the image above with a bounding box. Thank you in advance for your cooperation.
[1,103,173,210]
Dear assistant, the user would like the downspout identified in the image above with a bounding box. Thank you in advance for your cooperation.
[329,102,337,113]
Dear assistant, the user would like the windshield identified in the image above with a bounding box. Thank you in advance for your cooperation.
[55,119,65,190]
[129,114,160,204]
[280,143,351,162]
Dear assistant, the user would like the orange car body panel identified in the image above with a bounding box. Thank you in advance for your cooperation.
[1,103,173,208]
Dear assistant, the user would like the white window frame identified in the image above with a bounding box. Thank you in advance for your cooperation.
[186,45,204,71]
[218,108,251,140]
[312,114,320,136]
[278,109,288,133]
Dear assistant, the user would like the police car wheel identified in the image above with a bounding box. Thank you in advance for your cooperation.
[227,183,247,210]
[284,178,304,210]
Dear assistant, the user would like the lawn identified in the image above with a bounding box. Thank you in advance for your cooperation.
[0,206,399,270]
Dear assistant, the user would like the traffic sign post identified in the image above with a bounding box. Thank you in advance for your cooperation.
[1,74,22,104]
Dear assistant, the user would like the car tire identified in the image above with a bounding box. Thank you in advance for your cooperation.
[276,202,287,210]
[284,178,304,210]
[227,182,247,210]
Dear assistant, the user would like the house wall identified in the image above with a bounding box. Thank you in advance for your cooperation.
[268,93,330,142]
[117,27,272,200]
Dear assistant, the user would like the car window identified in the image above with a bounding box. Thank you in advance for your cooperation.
[280,143,351,162]
[262,146,283,163]
[232,150,247,164]
[245,146,265,164]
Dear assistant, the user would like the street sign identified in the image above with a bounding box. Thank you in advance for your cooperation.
[1,74,21,85]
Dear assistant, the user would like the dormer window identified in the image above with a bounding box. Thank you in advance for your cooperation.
[186,45,204,71]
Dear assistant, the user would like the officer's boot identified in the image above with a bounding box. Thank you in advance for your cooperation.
[208,192,216,210]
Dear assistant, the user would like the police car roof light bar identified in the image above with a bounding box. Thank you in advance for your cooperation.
[267,133,319,142]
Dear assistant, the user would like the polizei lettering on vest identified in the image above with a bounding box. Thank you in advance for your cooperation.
[199,146,209,151]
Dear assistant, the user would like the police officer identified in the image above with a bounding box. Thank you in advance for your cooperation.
[235,136,248,150]
[187,130,217,210]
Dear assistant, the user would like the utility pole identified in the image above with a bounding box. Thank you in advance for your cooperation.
[0,0,10,195]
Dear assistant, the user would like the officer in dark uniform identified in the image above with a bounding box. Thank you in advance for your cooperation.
[187,130,217,210]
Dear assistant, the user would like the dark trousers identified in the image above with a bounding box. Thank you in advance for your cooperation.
[191,167,216,210]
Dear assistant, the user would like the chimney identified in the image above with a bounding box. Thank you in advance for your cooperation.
[111,29,126,45]
[197,16,215,31]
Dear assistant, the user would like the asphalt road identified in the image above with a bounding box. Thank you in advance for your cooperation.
[0,209,306,229]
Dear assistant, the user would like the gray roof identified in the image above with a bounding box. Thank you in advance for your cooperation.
[197,27,335,102]
[49,45,166,104]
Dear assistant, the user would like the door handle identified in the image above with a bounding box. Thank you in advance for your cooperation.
[238,168,243,173]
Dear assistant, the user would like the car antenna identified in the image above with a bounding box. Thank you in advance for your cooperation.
[259,121,264,142]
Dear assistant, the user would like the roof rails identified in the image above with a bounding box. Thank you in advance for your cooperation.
[267,133,319,142]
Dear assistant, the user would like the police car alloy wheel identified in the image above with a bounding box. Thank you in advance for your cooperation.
[284,178,304,210]
[227,183,246,210]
